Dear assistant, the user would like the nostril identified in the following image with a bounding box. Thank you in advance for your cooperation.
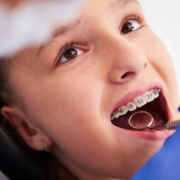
[121,72,135,80]
[121,72,129,79]
[121,62,147,80]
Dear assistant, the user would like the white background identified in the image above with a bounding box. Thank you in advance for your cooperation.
[138,0,180,95]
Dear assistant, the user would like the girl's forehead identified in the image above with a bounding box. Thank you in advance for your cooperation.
[108,0,139,9]
[38,0,141,57]
[81,0,139,14]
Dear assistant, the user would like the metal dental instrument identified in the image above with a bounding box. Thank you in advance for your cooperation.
[128,111,180,130]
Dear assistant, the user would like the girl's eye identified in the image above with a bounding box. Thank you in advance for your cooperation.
[59,48,84,64]
[121,20,141,34]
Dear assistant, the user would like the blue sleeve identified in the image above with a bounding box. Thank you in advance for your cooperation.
[131,107,180,180]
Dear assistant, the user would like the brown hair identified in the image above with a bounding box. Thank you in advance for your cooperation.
[0,57,77,180]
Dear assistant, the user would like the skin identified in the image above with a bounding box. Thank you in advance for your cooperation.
[1,0,180,179]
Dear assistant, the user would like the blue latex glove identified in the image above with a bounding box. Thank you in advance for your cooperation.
[131,107,180,180]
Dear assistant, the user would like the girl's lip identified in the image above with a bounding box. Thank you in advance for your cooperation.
[110,81,175,140]
[112,126,175,141]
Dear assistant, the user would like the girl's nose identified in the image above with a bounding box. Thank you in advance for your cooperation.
[108,38,148,84]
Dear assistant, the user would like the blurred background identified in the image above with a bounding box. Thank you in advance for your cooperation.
[139,0,180,95]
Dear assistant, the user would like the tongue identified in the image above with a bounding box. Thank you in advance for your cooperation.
[151,111,165,126]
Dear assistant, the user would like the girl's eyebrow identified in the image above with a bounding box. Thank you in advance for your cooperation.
[38,19,81,56]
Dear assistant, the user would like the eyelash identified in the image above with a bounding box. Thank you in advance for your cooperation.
[63,42,77,51]
[60,42,78,57]
[122,14,143,26]
[60,15,143,49]
[57,14,143,65]
[56,42,78,64]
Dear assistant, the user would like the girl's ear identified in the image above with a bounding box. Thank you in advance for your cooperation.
[1,106,53,151]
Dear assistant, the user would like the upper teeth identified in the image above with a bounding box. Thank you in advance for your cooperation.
[111,89,160,120]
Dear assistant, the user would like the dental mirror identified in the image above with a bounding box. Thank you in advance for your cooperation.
[128,111,153,130]
[128,111,180,130]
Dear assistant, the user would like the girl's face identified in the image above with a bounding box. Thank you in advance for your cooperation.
[6,0,180,179]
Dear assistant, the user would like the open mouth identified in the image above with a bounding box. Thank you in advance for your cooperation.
[111,89,169,130]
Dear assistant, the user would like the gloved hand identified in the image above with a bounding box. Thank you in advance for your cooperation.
[131,107,180,180]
